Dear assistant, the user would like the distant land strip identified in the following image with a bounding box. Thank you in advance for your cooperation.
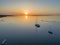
[0,15,15,18]
[0,14,60,18]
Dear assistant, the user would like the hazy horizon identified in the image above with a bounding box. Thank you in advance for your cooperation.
[0,0,60,15]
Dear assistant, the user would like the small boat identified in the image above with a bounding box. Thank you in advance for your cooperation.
[35,24,40,28]
[48,31,53,34]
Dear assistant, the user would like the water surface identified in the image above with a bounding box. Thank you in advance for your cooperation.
[0,16,60,45]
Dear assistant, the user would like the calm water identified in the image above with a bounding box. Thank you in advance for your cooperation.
[0,16,60,45]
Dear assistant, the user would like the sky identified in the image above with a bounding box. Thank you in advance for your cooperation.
[0,0,60,15]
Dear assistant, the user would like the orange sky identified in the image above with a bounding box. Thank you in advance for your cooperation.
[0,0,60,15]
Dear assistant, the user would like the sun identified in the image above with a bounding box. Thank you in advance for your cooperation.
[24,10,29,15]
[25,12,28,15]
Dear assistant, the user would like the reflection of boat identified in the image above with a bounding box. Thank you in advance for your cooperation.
[35,24,40,28]
[1,39,7,45]
[48,31,53,34]
[35,16,40,28]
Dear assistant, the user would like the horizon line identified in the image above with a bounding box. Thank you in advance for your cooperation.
[0,14,60,16]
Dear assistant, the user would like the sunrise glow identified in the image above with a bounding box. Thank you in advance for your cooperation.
[24,10,29,15]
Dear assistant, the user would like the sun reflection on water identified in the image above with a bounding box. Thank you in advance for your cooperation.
[25,15,28,20]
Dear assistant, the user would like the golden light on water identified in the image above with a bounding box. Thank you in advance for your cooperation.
[23,10,29,20]
[25,15,28,20]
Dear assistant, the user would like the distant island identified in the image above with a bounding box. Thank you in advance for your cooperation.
[0,15,15,18]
